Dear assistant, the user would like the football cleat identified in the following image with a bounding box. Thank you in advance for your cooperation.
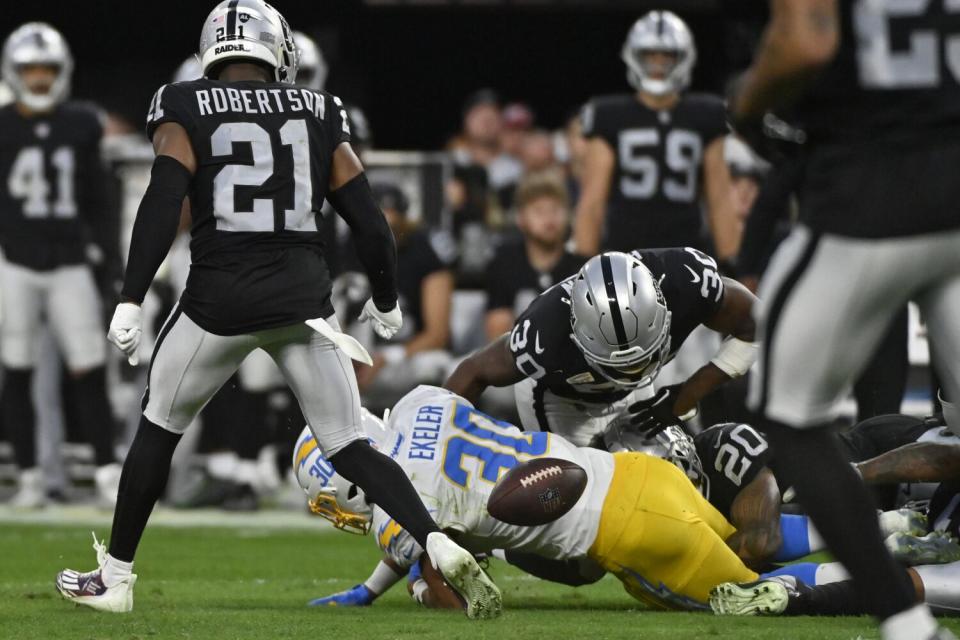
[709,576,796,616]
[426,532,502,620]
[886,531,960,566]
[10,467,46,509]
[56,533,136,613]
[879,508,928,538]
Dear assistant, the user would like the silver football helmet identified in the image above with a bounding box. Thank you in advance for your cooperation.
[570,252,672,389]
[292,31,327,91]
[293,409,390,535]
[173,55,203,83]
[198,0,298,84]
[622,11,696,97]
[1,23,73,112]
[604,421,705,492]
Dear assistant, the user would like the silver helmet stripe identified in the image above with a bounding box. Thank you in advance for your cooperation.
[600,255,629,350]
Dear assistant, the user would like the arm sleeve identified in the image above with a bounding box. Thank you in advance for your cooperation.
[737,159,801,278]
[327,173,398,310]
[119,155,192,303]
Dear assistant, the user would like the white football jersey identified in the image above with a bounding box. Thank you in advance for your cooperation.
[371,386,615,569]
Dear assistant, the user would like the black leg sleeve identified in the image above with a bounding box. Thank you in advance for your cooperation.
[3,368,36,469]
[329,440,440,548]
[108,415,182,562]
[66,367,116,466]
[763,419,917,620]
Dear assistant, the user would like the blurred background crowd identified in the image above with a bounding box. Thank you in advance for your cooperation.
[0,0,939,511]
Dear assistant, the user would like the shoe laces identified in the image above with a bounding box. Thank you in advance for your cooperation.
[91,531,107,567]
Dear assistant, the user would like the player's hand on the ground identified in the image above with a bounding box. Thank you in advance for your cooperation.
[627,383,689,436]
[107,302,142,366]
[359,299,403,340]
[307,584,375,607]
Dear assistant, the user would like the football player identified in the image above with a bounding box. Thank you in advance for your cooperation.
[732,2,960,638]
[299,385,762,612]
[0,23,121,507]
[54,0,499,618]
[445,247,757,446]
[573,11,739,263]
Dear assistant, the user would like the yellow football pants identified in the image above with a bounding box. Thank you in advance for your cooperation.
[588,452,759,610]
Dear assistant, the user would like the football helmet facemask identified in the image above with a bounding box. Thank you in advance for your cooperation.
[622,11,696,97]
[570,252,672,390]
[293,409,390,535]
[1,23,73,112]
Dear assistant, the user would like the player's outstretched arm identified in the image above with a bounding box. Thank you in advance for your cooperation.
[855,443,960,485]
[572,138,614,257]
[675,277,758,415]
[725,468,784,569]
[444,334,525,404]
[703,138,741,263]
[327,143,401,337]
[730,0,839,124]
[307,557,405,607]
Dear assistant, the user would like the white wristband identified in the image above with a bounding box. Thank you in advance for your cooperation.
[711,337,758,378]
[380,345,406,366]
[411,579,429,605]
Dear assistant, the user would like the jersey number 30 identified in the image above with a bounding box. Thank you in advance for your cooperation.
[442,403,549,488]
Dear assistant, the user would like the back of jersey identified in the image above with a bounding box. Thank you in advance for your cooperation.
[380,386,614,564]
[145,78,351,334]
[798,1,960,144]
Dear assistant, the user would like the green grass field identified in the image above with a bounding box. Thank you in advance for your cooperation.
[1,523,956,640]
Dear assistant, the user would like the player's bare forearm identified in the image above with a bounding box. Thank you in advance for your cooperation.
[703,138,741,261]
[731,0,839,123]
[726,468,783,569]
[707,278,758,341]
[856,443,960,485]
[573,139,614,256]
[675,362,730,416]
[444,334,524,404]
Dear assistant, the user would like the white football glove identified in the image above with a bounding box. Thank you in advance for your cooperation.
[358,299,403,340]
[107,302,142,366]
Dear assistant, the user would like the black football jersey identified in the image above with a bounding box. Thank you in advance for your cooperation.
[145,79,351,335]
[797,1,960,146]
[0,102,108,270]
[509,247,724,409]
[796,1,960,237]
[581,93,727,253]
[485,241,586,318]
[694,422,773,520]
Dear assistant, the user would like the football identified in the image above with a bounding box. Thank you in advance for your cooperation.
[418,554,467,610]
[487,458,588,526]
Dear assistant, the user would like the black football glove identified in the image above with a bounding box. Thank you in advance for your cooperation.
[627,384,691,437]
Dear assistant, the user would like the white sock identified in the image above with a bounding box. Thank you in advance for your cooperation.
[235,460,260,491]
[880,604,938,640]
[814,561,850,585]
[101,554,133,588]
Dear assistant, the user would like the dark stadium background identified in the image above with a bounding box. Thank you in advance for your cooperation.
[0,1,765,148]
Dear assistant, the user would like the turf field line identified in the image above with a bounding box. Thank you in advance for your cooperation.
[0,505,338,531]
